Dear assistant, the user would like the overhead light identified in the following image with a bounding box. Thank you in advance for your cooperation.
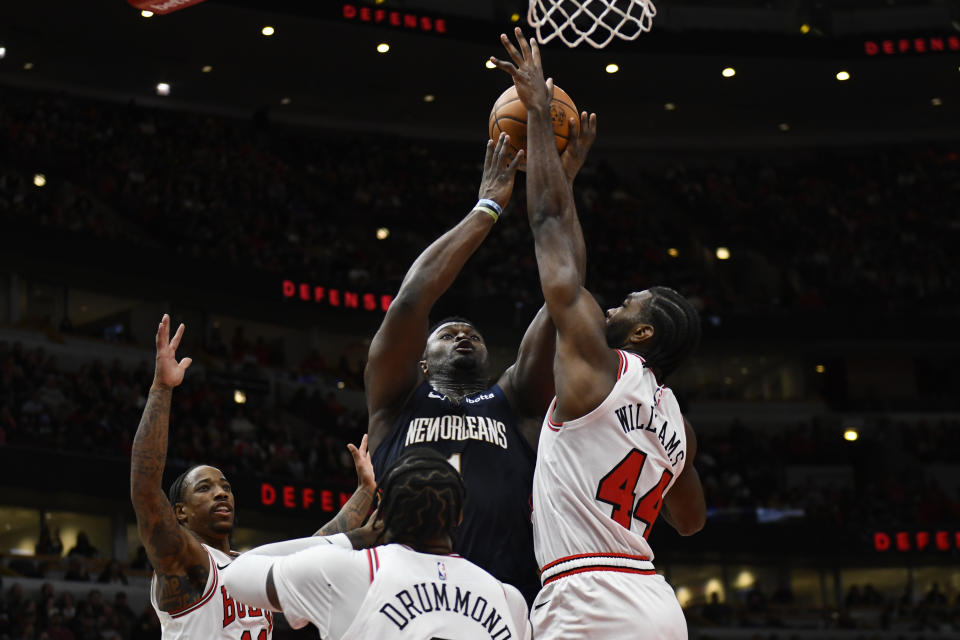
[605,63,619,74]
[815,364,825,373]
[336,380,346,390]
[233,390,247,404]
[141,10,154,18]
[261,25,275,36]
[201,65,213,73]
[423,94,435,103]
[33,173,46,187]
[667,247,679,257]
[800,23,810,34]
[485,59,496,69]
[377,42,390,53]
[722,67,736,78]
[664,102,676,111]
[843,429,859,442]
[376,227,390,240]
[23,62,34,70]
[156,82,170,96]
[510,13,521,23]
[716,247,731,260]
[280,97,291,105]
[836,70,850,81]
[931,97,943,106]
[779,123,790,131]
[0,47,6,60]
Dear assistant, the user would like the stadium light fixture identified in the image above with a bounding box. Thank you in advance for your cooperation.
[605,63,619,74]
[377,43,390,53]
[262,26,275,36]
[836,70,850,81]
[843,429,859,442]
[722,67,736,78]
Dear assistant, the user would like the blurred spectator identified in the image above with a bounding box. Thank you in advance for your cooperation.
[97,561,128,586]
[67,533,98,559]
[36,525,64,556]
[63,557,90,583]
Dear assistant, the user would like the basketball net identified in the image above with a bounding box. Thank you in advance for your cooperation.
[527,0,656,49]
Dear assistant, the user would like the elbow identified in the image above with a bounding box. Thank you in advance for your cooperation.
[675,513,706,536]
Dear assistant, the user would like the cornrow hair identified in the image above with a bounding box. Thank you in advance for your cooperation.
[378,448,466,549]
[167,465,202,508]
[637,286,701,381]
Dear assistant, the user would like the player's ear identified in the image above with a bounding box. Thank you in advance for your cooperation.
[419,359,429,376]
[173,502,187,525]
[629,323,654,346]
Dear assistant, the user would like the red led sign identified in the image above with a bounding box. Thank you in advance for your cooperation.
[261,482,353,513]
[864,36,960,56]
[282,280,393,312]
[342,3,447,34]
[873,530,960,552]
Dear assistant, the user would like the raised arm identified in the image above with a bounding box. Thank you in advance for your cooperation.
[314,434,377,535]
[130,315,209,612]
[497,92,598,437]
[365,136,522,451]
[493,29,617,423]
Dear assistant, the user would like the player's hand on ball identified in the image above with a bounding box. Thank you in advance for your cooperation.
[562,111,598,183]
[153,314,192,390]
[490,27,551,113]
[347,434,377,493]
[478,132,523,210]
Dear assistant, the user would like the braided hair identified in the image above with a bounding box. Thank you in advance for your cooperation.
[637,286,701,381]
[378,448,466,549]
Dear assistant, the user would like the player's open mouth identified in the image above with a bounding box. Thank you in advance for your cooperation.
[213,505,232,515]
[455,345,474,354]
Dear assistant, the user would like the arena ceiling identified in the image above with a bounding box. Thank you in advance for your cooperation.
[1,0,959,147]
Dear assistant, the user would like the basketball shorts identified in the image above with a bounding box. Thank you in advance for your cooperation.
[530,571,687,639]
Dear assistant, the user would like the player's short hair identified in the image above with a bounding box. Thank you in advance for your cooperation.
[167,465,202,507]
[428,316,482,338]
[378,448,466,546]
[637,286,701,380]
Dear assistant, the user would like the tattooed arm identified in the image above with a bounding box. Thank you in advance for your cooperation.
[314,435,377,536]
[130,315,208,612]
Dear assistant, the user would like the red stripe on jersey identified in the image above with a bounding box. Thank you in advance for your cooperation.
[373,548,380,571]
[616,350,625,379]
[366,549,374,583]
[541,552,650,572]
[546,398,563,431]
[543,565,657,585]
[168,552,219,618]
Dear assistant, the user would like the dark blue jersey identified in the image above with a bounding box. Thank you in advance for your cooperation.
[371,380,539,602]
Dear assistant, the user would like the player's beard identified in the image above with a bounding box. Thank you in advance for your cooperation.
[605,316,635,350]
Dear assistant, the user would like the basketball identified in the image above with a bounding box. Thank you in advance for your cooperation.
[488,84,578,159]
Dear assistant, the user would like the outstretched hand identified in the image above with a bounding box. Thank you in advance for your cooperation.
[347,434,376,492]
[562,111,598,183]
[490,27,551,113]
[479,132,524,209]
[153,314,192,390]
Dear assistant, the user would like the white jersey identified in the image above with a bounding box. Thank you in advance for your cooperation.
[532,349,687,584]
[271,542,532,640]
[151,544,274,640]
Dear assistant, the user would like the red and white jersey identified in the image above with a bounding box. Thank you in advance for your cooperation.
[151,544,274,640]
[532,350,687,584]
[271,543,531,640]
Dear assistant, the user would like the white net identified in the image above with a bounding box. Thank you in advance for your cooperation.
[527,0,657,49]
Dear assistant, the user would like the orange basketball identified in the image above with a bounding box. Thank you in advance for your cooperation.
[488,84,578,158]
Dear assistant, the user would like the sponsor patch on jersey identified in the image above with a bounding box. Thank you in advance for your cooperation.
[464,392,495,404]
